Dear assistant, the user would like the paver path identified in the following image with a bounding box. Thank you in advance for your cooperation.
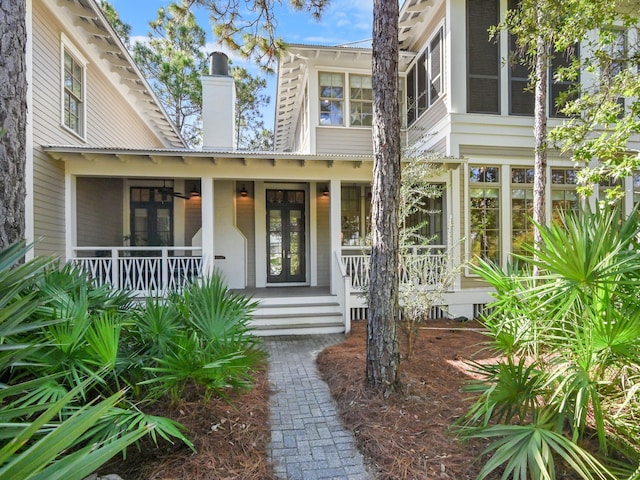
[264,335,372,480]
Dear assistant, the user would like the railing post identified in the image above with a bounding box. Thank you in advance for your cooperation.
[162,248,169,295]
[111,248,119,290]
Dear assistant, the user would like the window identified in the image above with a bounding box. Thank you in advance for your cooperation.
[63,49,85,135]
[467,0,500,114]
[551,168,579,223]
[429,32,443,103]
[601,28,627,112]
[511,167,534,256]
[319,72,344,125]
[406,28,444,126]
[341,184,371,246]
[404,185,446,245]
[508,0,580,117]
[130,187,174,247]
[633,173,640,205]
[469,166,500,266]
[549,45,580,117]
[349,75,373,126]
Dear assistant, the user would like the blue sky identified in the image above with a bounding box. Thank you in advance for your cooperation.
[107,0,373,130]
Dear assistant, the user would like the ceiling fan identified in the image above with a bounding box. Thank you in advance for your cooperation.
[157,180,200,201]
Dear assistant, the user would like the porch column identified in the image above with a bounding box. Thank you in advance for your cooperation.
[201,177,215,277]
[65,174,76,262]
[329,179,342,294]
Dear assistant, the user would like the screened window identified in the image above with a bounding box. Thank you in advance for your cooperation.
[349,75,373,126]
[469,166,500,266]
[429,32,443,103]
[549,45,580,117]
[466,0,500,114]
[63,50,84,135]
[405,28,444,126]
[319,72,344,125]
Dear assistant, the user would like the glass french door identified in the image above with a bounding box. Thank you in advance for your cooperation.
[266,189,306,283]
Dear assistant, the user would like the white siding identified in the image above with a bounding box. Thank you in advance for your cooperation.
[316,128,373,155]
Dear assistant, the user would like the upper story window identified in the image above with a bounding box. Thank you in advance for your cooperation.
[466,0,500,114]
[407,27,444,126]
[319,72,345,125]
[508,0,580,117]
[63,51,84,134]
[61,35,87,139]
[319,72,374,128]
[349,75,373,126]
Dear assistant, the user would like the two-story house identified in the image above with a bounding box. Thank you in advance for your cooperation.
[26,0,639,335]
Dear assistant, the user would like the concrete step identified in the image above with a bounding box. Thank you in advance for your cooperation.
[249,294,345,336]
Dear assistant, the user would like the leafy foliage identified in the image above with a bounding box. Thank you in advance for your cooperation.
[133,1,209,147]
[135,274,264,401]
[459,206,640,479]
[396,154,461,359]
[1,241,265,477]
[232,66,272,150]
[550,11,640,196]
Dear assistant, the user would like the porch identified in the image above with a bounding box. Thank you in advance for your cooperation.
[71,245,453,335]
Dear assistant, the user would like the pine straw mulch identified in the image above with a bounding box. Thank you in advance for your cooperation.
[101,367,278,480]
[101,319,495,480]
[317,319,497,480]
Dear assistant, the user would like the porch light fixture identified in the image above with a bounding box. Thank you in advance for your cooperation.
[322,185,329,196]
[189,185,200,198]
[240,184,248,197]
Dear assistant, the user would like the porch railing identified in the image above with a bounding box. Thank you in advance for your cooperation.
[71,247,203,297]
[341,245,449,290]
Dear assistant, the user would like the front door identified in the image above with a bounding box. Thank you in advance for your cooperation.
[266,189,306,283]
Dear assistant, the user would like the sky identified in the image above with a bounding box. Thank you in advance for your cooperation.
[107,0,374,130]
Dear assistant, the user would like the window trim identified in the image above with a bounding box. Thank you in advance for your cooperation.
[60,33,88,140]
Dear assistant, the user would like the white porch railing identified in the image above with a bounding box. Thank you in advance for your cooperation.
[71,247,203,297]
[341,245,448,290]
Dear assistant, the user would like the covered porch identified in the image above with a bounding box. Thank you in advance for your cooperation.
[48,147,460,334]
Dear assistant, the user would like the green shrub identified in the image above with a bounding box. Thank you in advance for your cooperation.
[458,206,640,479]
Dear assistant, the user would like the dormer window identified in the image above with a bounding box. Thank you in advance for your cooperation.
[319,72,344,125]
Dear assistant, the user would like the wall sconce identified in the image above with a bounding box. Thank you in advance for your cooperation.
[189,185,200,198]
[240,184,248,197]
[322,184,329,196]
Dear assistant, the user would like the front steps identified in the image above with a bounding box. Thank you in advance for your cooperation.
[249,294,345,336]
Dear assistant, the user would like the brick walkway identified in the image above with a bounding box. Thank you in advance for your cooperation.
[264,335,372,480]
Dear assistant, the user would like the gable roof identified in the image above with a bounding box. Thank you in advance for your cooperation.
[53,0,186,148]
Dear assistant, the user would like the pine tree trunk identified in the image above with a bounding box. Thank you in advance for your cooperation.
[366,0,401,392]
[533,15,548,272]
[0,1,27,250]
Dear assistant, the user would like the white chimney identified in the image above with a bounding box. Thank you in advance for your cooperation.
[201,52,235,151]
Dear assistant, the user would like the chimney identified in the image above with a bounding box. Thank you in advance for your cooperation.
[201,52,236,151]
